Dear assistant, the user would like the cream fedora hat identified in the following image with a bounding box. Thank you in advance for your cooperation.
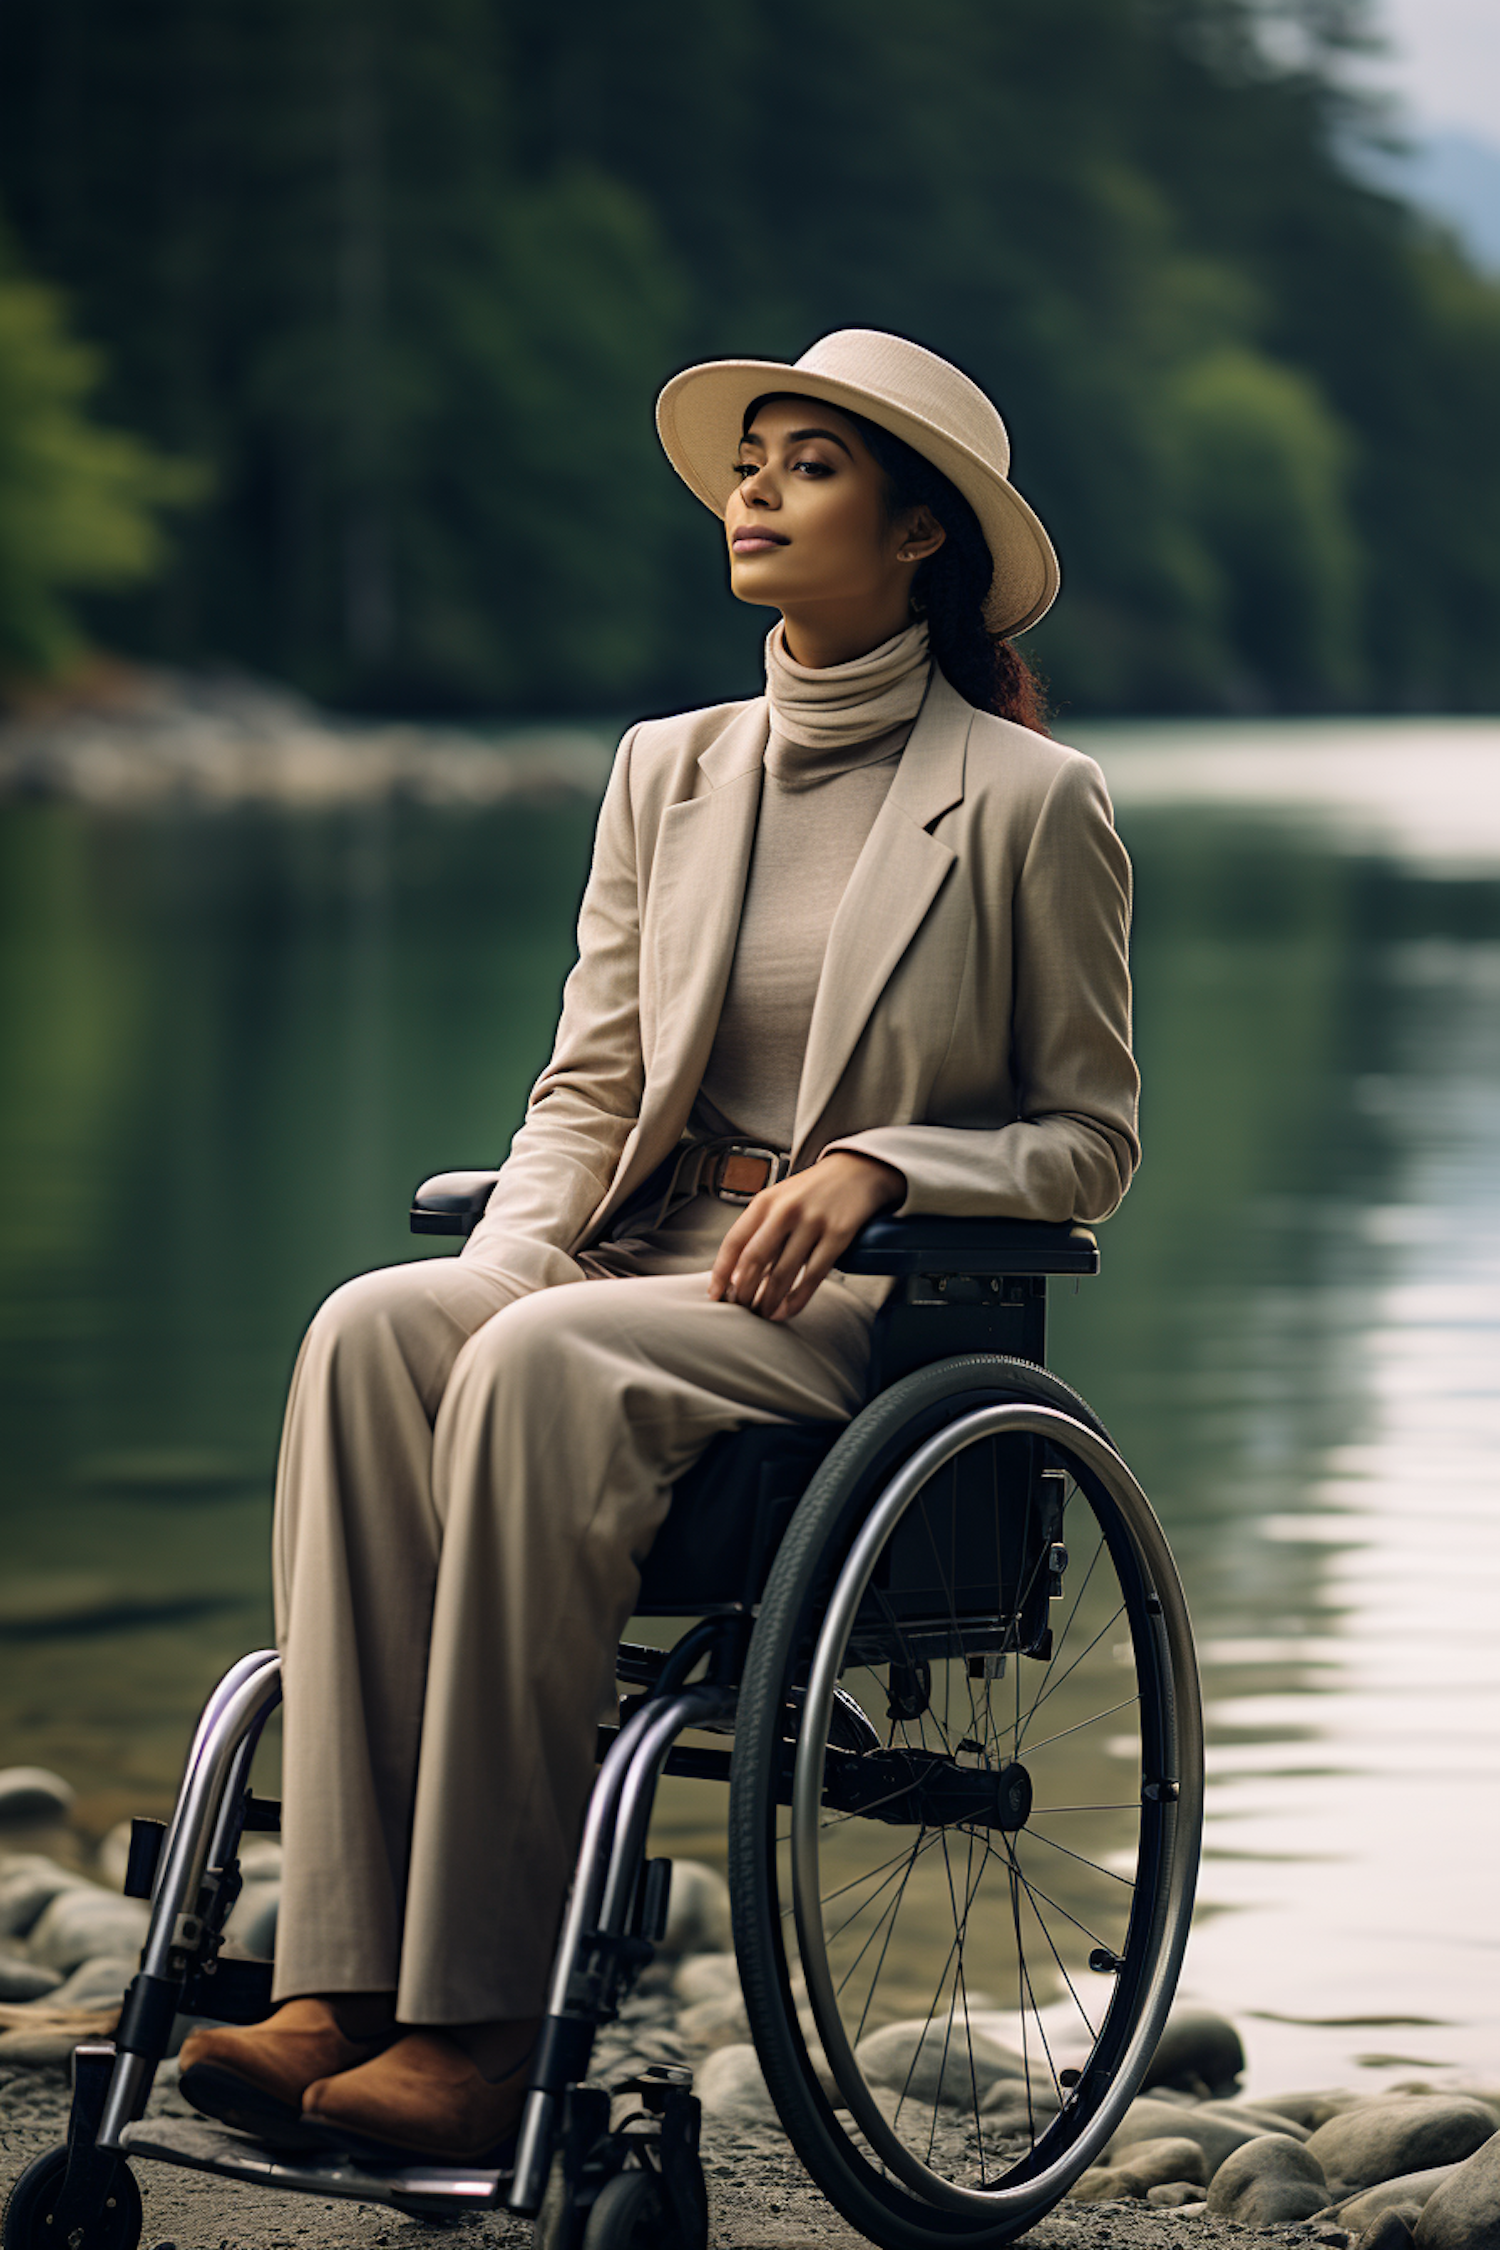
[655,327,1060,637]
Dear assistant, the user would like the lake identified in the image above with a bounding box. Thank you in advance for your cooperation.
[2,714,1497,2100]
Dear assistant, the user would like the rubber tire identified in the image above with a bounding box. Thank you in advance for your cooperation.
[728,1352,1200,2250]
[580,2170,668,2250]
[2,2146,143,2250]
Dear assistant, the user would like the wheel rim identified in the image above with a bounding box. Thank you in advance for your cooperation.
[786,1403,1201,2220]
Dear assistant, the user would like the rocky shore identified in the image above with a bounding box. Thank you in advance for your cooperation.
[0,666,614,810]
[3,1765,1499,2250]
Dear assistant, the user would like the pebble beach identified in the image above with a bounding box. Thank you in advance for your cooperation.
[4,1765,1500,2250]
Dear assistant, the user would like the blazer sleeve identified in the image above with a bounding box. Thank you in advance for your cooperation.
[824,752,1141,1224]
[461,724,645,1285]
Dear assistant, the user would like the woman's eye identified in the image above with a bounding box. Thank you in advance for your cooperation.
[728,457,832,479]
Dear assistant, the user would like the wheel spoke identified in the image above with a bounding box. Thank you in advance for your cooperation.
[999,1833,1100,2043]
[1019,1691,1140,1759]
[1023,1825,1137,1888]
[972,1830,1122,1951]
[1012,1533,1110,1745]
[848,1828,940,2049]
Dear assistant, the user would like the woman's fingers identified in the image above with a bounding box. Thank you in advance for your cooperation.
[705,1153,904,1317]
[769,1239,839,1321]
[744,1215,823,1321]
[707,1199,767,1299]
[728,1202,807,1312]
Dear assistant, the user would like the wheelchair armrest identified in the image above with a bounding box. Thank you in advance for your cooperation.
[410,1170,501,1236]
[836,1214,1099,1277]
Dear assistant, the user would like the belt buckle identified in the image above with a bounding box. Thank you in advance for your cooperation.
[710,1143,789,1205]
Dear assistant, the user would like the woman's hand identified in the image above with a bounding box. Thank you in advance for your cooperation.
[707,1151,905,1322]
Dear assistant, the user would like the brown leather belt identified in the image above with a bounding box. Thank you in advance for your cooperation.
[699,1141,793,1204]
[607,1137,793,1241]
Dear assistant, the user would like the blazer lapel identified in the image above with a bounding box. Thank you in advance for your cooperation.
[601,699,767,1217]
[790,666,972,1159]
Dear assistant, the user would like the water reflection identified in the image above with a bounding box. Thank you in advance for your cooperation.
[2,720,1498,2093]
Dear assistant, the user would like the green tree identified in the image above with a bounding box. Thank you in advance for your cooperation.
[1171,345,1363,703]
[0,0,1494,715]
[0,222,201,676]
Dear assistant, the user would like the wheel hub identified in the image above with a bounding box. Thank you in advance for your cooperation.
[822,1746,1032,1831]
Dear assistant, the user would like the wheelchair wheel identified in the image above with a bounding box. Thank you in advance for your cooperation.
[2,2147,142,2250]
[729,1355,1202,2250]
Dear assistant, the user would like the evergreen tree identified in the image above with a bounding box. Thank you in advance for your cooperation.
[0,0,1493,713]
[0,217,200,677]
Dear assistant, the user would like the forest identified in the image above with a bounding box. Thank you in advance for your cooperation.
[0,0,1496,720]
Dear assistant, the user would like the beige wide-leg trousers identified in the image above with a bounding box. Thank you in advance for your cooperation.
[268,1195,875,2023]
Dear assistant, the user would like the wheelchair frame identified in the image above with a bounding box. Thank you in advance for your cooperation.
[3,1175,1202,2250]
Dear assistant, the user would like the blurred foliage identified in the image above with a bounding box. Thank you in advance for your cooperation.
[0,223,202,676]
[0,0,1495,715]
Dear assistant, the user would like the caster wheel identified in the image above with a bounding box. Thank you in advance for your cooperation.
[581,2170,667,2250]
[2,2146,142,2250]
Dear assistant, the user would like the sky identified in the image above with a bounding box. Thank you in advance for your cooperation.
[1361,0,1500,145]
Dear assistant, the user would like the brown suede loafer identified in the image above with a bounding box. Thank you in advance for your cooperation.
[178,1997,396,2148]
[302,2029,532,2165]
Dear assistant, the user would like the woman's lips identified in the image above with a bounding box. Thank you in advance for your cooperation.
[732,532,788,552]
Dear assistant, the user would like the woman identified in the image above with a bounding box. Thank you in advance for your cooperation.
[177,327,1140,2165]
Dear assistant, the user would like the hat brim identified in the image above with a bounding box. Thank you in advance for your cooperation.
[655,356,1060,638]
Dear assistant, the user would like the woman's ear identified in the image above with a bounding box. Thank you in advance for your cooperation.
[896,506,946,565]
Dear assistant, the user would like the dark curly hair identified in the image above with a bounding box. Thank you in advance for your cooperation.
[741,392,1051,737]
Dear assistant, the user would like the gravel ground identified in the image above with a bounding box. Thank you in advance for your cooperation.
[0,2048,1272,2250]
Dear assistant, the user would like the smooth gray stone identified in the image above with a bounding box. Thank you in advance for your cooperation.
[0,2025,80,2066]
[0,1856,87,1941]
[1415,2129,1500,2250]
[1339,2174,1458,2232]
[0,1769,76,1824]
[672,1951,739,2007]
[1108,2093,1270,2176]
[1069,2144,1206,2204]
[1358,2209,1421,2250]
[94,1821,135,1893]
[1068,2166,1137,2203]
[696,2042,779,2127]
[659,1861,731,1957]
[225,1882,278,1960]
[1309,2099,1498,2193]
[1114,2136,1211,2195]
[854,2018,1026,2108]
[27,1884,150,1974]
[678,1988,750,2048]
[1201,2098,1314,2142]
[50,1953,138,2008]
[979,2079,1063,2126]
[1391,2085,1500,2129]
[1142,2002,1246,2097]
[0,1952,63,2000]
[1148,2182,1211,2208]
[1259,2090,1370,2131]
[1207,2133,1331,2225]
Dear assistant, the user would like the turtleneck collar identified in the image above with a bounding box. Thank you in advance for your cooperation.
[763,615,932,757]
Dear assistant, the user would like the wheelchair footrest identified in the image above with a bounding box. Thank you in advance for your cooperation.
[118,2117,508,2211]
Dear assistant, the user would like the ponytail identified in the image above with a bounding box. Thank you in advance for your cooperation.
[847,408,1051,736]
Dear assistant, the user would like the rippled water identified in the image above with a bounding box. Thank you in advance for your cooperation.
[2,716,1497,2098]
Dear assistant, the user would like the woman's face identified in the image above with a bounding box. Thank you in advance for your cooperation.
[724,396,941,631]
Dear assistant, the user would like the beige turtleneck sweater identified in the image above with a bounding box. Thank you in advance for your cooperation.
[688,616,933,1153]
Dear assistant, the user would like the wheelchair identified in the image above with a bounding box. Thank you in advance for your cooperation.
[3,1171,1202,2250]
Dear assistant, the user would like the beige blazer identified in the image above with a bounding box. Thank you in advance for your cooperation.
[462,662,1140,1291]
